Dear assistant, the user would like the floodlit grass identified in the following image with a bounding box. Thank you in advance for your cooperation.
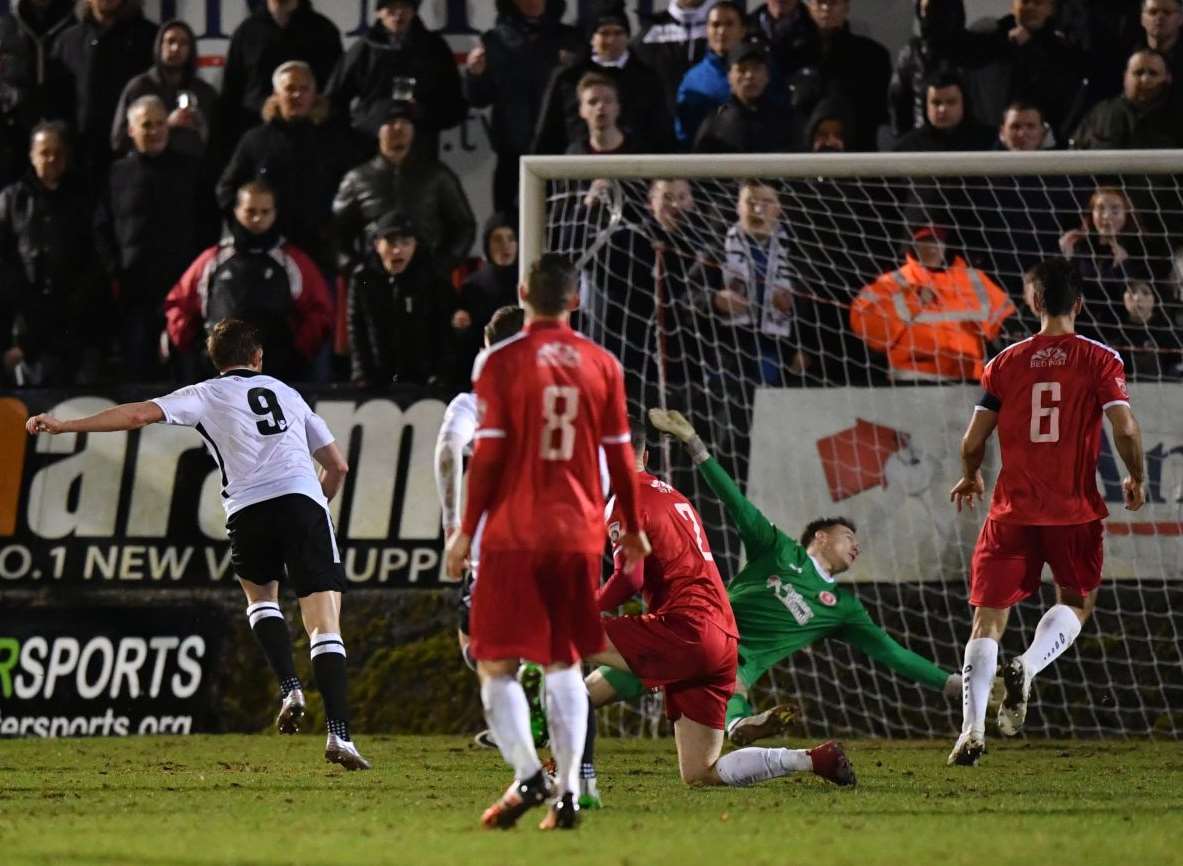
[0,735,1179,866]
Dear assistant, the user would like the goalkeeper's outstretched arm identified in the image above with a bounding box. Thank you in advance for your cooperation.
[648,408,779,558]
[839,610,960,696]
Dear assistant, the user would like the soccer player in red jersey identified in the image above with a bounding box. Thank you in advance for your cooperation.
[584,413,856,790]
[947,259,1146,766]
[444,254,651,829]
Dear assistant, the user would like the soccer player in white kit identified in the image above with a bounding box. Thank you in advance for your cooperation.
[26,319,370,770]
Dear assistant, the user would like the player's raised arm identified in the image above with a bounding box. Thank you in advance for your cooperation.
[26,401,164,435]
[649,408,778,558]
[950,406,996,513]
[838,606,960,696]
[1104,403,1145,511]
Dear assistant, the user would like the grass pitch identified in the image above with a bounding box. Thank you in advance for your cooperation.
[0,735,1179,866]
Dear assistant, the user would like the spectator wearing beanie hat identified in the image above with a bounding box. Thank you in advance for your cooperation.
[333,97,475,278]
[532,1,671,154]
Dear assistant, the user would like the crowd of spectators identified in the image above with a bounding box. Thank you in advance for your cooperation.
[0,0,1181,392]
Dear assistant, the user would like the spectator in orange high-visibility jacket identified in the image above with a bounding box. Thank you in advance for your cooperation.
[850,225,1015,382]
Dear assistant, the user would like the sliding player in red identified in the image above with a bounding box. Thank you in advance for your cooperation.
[948,258,1146,766]
[586,416,856,790]
[444,254,650,830]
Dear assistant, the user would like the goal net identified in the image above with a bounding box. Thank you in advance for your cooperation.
[523,152,1183,739]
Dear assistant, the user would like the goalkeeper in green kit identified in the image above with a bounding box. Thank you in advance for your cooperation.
[592,409,961,750]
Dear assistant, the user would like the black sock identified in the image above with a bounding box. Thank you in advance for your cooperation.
[246,602,299,696]
[581,694,597,777]
[311,633,350,741]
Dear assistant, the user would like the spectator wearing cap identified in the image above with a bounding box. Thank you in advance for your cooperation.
[464,0,582,212]
[0,0,74,189]
[453,212,519,380]
[893,69,995,151]
[97,94,216,379]
[348,210,452,387]
[674,1,746,147]
[164,178,332,383]
[566,72,639,155]
[531,1,672,154]
[634,0,722,119]
[850,225,1015,382]
[217,60,355,274]
[111,20,219,160]
[693,42,798,153]
[327,0,464,160]
[332,97,475,278]
[779,0,892,153]
[49,0,157,180]
[1071,48,1183,148]
[219,0,342,152]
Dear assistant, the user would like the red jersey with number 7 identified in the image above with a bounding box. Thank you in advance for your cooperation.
[463,319,641,554]
[977,333,1130,525]
[603,474,738,635]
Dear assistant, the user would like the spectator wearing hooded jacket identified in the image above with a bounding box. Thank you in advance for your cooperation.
[531,1,671,155]
[164,179,332,382]
[329,0,464,160]
[851,225,1015,382]
[890,0,968,137]
[218,61,355,274]
[332,98,475,279]
[0,0,75,188]
[453,212,519,381]
[110,20,219,160]
[779,0,892,153]
[0,120,99,386]
[693,41,797,153]
[634,0,721,118]
[348,210,451,387]
[893,69,995,151]
[674,1,746,147]
[464,0,581,212]
[49,0,157,180]
[219,0,342,152]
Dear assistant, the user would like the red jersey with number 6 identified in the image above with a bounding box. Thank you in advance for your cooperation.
[464,319,640,554]
[604,474,737,635]
[978,333,1129,525]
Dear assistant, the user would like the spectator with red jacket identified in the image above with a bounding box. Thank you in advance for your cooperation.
[164,178,332,382]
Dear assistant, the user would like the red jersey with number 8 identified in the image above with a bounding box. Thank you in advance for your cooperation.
[978,333,1129,525]
[469,319,636,553]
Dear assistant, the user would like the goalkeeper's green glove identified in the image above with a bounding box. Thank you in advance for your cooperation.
[648,408,709,464]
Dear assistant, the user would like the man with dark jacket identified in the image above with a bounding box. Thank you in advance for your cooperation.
[748,0,816,60]
[634,0,721,117]
[1072,48,1183,148]
[328,0,464,159]
[1140,0,1183,83]
[348,210,450,387]
[0,121,98,386]
[464,0,581,211]
[50,0,157,179]
[0,0,74,188]
[531,1,671,154]
[333,98,475,278]
[111,20,219,159]
[957,0,1087,141]
[218,61,354,274]
[219,0,342,152]
[694,42,797,153]
[453,212,519,380]
[891,0,968,136]
[97,95,213,378]
[893,70,995,151]
[780,0,891,152]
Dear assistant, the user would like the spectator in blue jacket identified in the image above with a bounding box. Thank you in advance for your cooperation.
[675,1,746,147]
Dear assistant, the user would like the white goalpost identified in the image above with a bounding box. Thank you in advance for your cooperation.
[521,151,1183,739]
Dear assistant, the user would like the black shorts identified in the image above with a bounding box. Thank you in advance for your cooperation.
[226,493,346,597]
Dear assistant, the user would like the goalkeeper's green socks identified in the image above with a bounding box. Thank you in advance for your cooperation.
[725,694,756,737]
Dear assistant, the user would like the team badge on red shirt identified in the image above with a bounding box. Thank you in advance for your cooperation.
[818,590,837,607]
